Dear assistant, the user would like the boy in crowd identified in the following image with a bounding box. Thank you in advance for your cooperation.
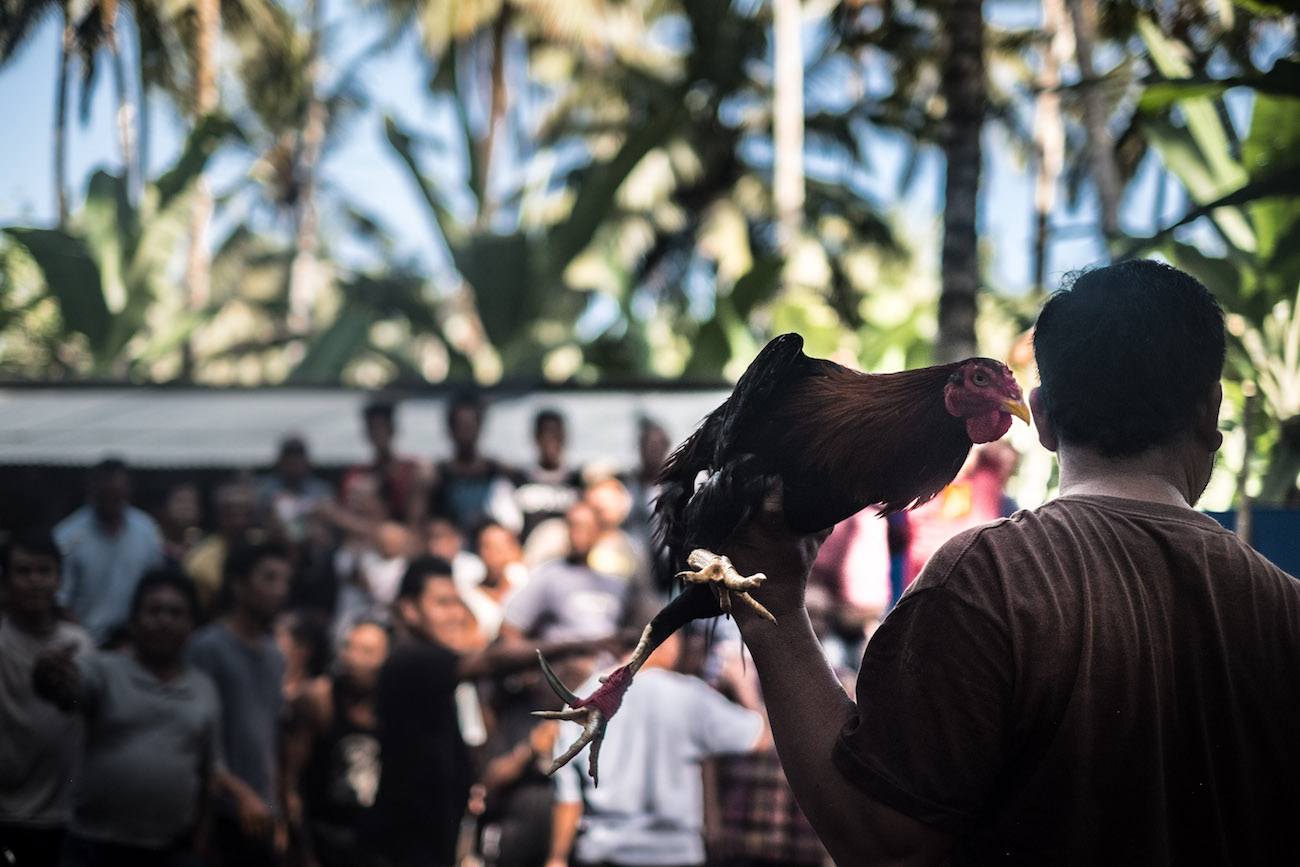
[0,530,94,867]
[189,543,293,867]
[32,570,222,867]
[365,557,614,867]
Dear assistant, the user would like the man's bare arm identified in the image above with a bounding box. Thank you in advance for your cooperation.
[546,800,582,867]
[456,627,610,681]
[736,608,950,866]
[725,487,952,867]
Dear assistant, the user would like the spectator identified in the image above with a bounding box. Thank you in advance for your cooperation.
[258,437,333,543]
[501,502,631,647]
[547,630,766,867]
[364,557,613,867]
[902,440,1019,585]
[460,520,528,641]
[426,392,521,535]
[0,530,94,867]
[284,618,390,867]
[189,542,293,867]
[341,401,422,524]
[424,515,488,595]
[807,507,892,663]
[584,476,648,583]
[55,458,164,644]
[276,609,332,706]
[31,570,221,867]
[620,416,671,545]
[514,409,583,541]
[185,478,260,615]
[334,522,412,642]
[156,483,203,564]
[522,477,643,578]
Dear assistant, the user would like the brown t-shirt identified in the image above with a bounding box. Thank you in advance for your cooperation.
[835,495,1300,865]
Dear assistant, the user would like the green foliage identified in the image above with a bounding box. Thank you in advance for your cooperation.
[1,115,236,377]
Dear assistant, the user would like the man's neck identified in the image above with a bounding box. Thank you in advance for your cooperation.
[132,646,185,681]
[5,609,57,639]
[94,508,125,534]
[224,610,268,643]
[1056,446,1197,509]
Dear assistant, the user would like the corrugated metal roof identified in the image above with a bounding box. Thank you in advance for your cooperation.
[0,387,732,469]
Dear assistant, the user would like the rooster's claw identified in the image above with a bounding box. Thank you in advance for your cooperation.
[677,548,776,622]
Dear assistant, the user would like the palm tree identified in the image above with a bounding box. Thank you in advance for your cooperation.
[772,0,803,250]
[936,0,985,363]
[1064,0,1120,242]
[2,0,87,222]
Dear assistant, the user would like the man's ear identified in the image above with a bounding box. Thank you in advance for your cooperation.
[1196,381,1225,452]
[397,598,416,628]
[1029,388,1059,452]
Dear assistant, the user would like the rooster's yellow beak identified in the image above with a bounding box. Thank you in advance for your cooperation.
[1003,398,1032,425]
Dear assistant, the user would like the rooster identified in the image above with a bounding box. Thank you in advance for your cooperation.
[536,332,1029,783]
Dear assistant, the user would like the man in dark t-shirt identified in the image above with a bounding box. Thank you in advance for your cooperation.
[722,261,1300,865]
[364,557,614,867]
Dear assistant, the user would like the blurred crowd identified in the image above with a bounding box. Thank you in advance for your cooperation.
[0,393,1019,867]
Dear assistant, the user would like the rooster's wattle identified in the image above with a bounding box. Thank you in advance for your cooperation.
[537,332,1029,783]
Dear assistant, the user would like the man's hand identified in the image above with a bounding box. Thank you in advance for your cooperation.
[721,479,831,624]
[233,787,274,840]
[31,643,81,712]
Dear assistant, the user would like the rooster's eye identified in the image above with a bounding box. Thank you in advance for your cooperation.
[972,371,989,387]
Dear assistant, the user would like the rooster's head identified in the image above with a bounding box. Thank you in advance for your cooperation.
[944,359,1030,444]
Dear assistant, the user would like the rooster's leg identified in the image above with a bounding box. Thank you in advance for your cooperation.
[676,548,776,623]
[533,624,654,786]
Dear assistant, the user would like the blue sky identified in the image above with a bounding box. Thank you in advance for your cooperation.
[1,0,1172,303]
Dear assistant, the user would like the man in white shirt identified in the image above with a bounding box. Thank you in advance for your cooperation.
[547,630,766,867]
[54,458,163,644]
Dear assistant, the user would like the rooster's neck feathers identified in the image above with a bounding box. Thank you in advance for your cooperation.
[769,360,973,520]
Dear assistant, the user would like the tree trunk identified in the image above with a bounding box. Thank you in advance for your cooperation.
[936,0,985,363]
[136,20,150,184]
[108,38,139,201]
[54,18,72,224]
[475,7,510,228]
[288,0,328,332]
[1065,0,1121,243]
[1032,0,1067,293]
[182,0,219,379]
[772,0,804,252]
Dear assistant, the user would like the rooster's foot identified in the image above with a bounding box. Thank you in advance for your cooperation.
[677,549,776,623]
[533,624,653,785]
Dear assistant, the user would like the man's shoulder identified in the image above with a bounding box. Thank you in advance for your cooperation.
[188,622,233,658]
[54,506,93,542]
[383,638,459,687]
[123,506,161,538]
[179,664,222,708]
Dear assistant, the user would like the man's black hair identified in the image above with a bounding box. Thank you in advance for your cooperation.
[637,415,667,438]
[130,567,201,621]
[397,555,455,602]
[285,609,333,678]
[1,528,62,575]
[1034,259,1226,457]
[90,457,129,481]
[224,541,291,586]
[446,390,484,425]
[278,436,308,458]
[363,401,396,426]
[534,408,565,438]
[469,518,511,552]
[0,530,62,582]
